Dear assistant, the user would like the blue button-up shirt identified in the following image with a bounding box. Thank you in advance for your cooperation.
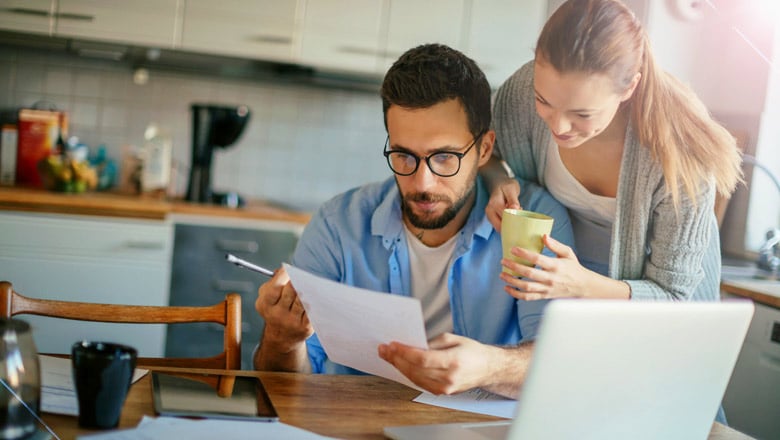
[291,176,574,374]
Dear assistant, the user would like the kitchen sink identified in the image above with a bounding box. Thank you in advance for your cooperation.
[722,262,780,297]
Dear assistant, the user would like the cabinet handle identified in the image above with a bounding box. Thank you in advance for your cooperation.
[215,239,259,253]
[123,240,166,250]
[54,12,94,21]
[3,7,51,17]
[213,280,254,293]
[3,8,94,21]
[759,353,780,373]
[248,34,292,45]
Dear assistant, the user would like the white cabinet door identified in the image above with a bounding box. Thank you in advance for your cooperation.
[464,0,546,88]
[55,0,181,47]
[0,211,173,357]
[379,0,465,73]
[180,0,298,63]
[0,0,54,35]
[299,0,385,76]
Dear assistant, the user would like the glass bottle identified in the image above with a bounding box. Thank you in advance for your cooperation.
[0,319,41,440]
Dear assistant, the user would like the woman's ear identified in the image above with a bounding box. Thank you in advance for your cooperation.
[621,72,642,102]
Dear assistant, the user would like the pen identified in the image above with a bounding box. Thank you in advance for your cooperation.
[225,253,275,277]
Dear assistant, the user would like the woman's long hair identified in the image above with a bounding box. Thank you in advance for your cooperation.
[536,0,742,207]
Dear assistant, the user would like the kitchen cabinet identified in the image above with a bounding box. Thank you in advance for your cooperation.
[166,220,300,370]
[180,0,298,64]
[378,0,465,73]
[0,0,55,35]
[299,0,545,87]
[464,0,547,88]
[722,297,780,440]
[298,0,386,76]
[0,210,173,356]
[0,0,545,88]
[55,0,181,48]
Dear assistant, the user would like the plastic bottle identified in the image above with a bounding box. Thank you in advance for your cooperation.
[140,124,172,195]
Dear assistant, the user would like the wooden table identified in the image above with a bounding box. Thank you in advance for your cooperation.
[40,368,753,440]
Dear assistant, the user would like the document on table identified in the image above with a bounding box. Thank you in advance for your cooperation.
[284,264,428,391]
[40,355,148,416]
[77,416,337,440]
[413,389,518,418]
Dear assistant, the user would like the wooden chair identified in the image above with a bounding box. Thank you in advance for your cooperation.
[0,280,241,397]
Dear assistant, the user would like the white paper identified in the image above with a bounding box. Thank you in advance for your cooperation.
[413,389,518,418]
[284,264,428,391]
[40,355,148,416]
[77,416,336,440]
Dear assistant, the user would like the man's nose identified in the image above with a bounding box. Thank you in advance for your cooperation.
[411,160,438,189]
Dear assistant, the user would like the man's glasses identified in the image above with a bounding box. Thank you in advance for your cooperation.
[383,132,485,177]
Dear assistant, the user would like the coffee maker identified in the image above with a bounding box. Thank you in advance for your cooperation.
[185,104,251,205]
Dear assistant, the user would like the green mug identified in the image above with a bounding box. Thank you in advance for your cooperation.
[501,209,554,275]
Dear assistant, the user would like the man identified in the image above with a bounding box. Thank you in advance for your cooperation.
[254,44,573,398]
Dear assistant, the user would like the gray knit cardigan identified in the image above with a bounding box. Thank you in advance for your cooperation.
[492,61,720,301]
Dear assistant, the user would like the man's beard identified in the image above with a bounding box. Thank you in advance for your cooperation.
[400,182,476,230]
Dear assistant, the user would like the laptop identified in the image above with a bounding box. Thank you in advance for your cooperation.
[384,299,754,440]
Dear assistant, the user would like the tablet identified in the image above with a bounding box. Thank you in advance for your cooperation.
[151,372,279,422]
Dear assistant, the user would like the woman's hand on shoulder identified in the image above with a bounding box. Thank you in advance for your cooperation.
[486,177,522,231]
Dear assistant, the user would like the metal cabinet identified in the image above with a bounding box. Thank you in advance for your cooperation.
[722,299,780,440]
[166,221,299,370]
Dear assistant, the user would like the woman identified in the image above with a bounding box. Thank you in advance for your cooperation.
[486,0,742,302]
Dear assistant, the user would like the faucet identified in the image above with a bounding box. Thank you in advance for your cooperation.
[757,228,780,277]
[742,154,780,279]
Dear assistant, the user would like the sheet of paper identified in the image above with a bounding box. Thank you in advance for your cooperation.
[40,355,148,416]
[413,389,518,418]
[284,264,428,391]
[77,416,337,440]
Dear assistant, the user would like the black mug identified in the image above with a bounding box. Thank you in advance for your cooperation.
[71,341,137,429]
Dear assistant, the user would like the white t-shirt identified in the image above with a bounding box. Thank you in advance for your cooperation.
[403,226,456,338]
[544,140,616,275]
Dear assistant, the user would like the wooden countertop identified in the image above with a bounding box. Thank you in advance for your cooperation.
[0,186,311,224]
[721,279,780,309]
[42,367,750,440]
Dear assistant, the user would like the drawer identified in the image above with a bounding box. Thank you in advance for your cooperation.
[167,222,299,369]
[0,211,173,357]
[0,211,172,264]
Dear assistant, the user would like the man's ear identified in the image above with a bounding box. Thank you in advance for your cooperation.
[477,130,496,167]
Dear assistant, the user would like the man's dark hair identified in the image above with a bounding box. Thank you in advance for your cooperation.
[380,44,491,139]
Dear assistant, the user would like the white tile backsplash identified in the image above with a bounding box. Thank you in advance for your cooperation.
[44,68,72,95]
[1,44,387,211]
[73,70,103,98]
[15,63,45,94]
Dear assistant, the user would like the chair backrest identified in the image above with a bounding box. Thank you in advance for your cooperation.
[0,280,242,397]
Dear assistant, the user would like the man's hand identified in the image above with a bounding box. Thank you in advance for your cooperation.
[254,268,314,371]
[378,333,523,397]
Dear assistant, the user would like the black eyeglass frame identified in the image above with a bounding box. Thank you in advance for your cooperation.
[382,130,486,177]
